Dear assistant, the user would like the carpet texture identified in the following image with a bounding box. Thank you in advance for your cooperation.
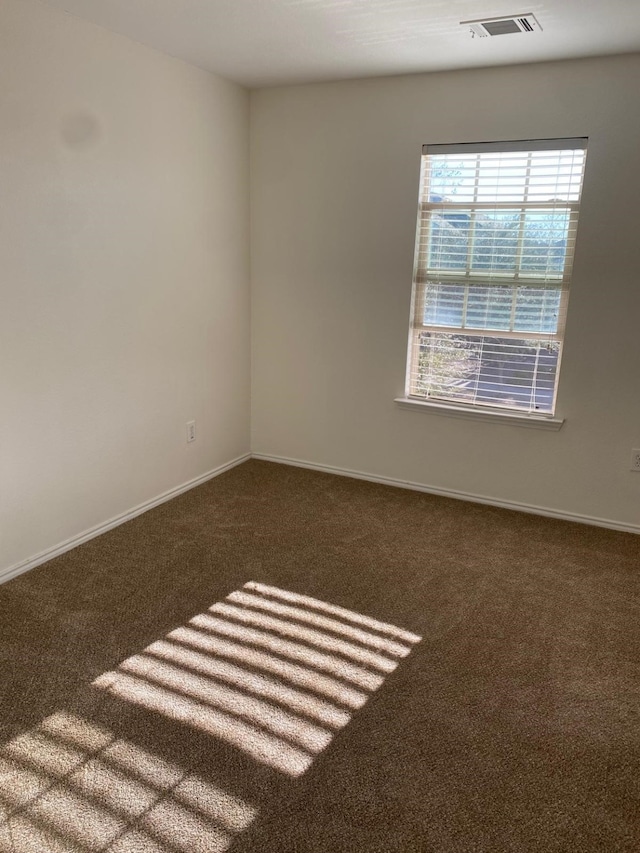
[0,459,639,852]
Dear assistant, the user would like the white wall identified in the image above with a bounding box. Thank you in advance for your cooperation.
[251,55,640,529]
[0,0,250,575]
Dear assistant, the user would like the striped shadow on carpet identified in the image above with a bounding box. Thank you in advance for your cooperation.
[0,583,421,853]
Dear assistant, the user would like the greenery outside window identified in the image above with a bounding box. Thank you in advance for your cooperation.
[406,138,588,416]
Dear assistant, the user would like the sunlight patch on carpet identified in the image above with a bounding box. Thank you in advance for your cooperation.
[93,582,422,778]
[0,584,420,851]
[0,711,257,853]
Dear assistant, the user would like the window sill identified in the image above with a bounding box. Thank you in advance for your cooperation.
[394,397,565,430]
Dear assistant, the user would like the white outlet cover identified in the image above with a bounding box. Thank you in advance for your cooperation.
[630,449,640,471]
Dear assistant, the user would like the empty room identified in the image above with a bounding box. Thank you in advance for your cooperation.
[1,0,639,850]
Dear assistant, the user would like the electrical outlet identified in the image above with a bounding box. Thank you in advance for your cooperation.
[631,449,640,471]
[187,421,196,443]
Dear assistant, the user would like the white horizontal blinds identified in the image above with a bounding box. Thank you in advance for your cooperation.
[408,138,587,414]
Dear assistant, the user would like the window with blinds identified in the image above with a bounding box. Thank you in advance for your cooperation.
[406,138,587,416]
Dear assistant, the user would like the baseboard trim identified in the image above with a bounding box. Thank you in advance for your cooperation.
[4,449,636,587]
[252,453,640,535]
[0,453,251,587]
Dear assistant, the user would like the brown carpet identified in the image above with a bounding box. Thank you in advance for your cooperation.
[0,459,639,852]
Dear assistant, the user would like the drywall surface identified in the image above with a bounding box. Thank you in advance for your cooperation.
[251,55,640,528]
[0,0,250,573]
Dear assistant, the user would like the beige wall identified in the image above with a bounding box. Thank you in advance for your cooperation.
[251,55,640,529]
[0,0,250,574]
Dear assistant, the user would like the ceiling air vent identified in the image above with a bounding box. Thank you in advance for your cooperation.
[461,13,542,37]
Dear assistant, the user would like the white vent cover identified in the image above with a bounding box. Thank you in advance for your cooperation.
[461,13,542,37]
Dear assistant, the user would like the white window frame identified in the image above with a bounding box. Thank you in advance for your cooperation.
[399,138,588,426]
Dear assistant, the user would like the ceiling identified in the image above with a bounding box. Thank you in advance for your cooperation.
[40,0,640,87]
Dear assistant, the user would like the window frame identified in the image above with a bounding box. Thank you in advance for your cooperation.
[403,137,587,422]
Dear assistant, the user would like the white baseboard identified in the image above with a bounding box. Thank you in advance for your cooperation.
[252,453,640,535]
[4,449,636,588]
[0,454,251,587]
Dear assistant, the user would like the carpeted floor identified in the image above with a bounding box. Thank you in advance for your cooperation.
[0,459,639,852]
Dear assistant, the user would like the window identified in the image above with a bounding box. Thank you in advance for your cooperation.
[405,138,587,417]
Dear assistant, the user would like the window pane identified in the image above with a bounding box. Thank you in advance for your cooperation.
[471,211,520,272]
[427,149,586,205]
[427,212,470,270]
[465,286,513,330]
[527,149,586,202]
[476,152,528,202]
[428,155,478,202]
[423,283,465,327]
[520,210,570,275]
[414,333,480,402]
[513,288,561,334]
[422,282,561,334]
[413,333,560,413]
